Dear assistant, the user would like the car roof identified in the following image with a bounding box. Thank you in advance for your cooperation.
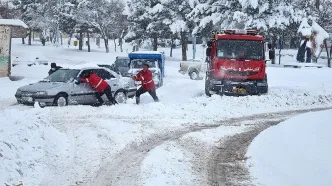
[60,66,109,71]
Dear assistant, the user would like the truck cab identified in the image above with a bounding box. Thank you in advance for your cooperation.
[205,29,268,96]
[128,51,165,87]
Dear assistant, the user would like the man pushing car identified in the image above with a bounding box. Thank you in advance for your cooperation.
[132,64,159,104]
[76,71,118,106]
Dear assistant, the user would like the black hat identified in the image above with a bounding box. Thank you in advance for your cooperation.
[51,63,56,68]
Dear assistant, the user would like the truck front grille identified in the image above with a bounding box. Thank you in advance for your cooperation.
[225,70,258,76]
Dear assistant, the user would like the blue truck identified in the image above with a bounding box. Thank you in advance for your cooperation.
[128,51,165,87]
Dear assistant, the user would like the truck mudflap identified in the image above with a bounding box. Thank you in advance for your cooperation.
[208,79,268,95]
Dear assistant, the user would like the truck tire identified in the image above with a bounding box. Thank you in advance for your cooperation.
[189,70,200,80]
[258,74,268,94]
[205,79,211,97]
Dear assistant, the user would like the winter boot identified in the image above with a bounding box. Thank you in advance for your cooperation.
[136,97,140,104]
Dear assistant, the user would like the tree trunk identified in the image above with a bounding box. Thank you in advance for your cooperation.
[87,32,90,52]
[119,38,123,52]
[79,32,83,50]
[61,33,63,46]
[181,31,187,61]
[104,38,109,53]
[324,39,331,67]
[170,38,174,57]
[114,39,116,52]
[68,33,72,48]
[22,38,25,44]
[153,34,158,51]
[28,29,32,45]
[32,31,34,41]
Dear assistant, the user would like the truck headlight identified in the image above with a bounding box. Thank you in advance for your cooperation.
[36,91,47,95]
[211,80,222,84]
[257,82,267,86]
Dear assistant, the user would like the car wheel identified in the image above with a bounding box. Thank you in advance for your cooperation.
[115,91,127,104]
[54,94,68,107]
[189,70,199,80]
[39,102,46,108]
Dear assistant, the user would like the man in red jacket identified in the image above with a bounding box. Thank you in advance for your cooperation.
[132,64,159,104]
[79,72,118,106]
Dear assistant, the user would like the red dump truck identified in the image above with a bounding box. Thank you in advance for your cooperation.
[205,29,268,96]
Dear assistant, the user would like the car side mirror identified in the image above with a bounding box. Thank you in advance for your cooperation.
[206,48,211,57]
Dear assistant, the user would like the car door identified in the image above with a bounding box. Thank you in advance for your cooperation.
[94,69,120,96]
[69,69,98,105]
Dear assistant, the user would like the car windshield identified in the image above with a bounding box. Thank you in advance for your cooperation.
[115,58,129,67]
[45,69,80,82]
[131,59,156,68]
[217,40,264,60]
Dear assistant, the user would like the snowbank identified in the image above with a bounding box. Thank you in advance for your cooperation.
[246,109,332,186]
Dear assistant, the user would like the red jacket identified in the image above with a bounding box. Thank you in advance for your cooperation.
[81,73,109,92]
[134,70,155,90]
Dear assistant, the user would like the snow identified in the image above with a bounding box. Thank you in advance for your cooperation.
[170,20,187,34]
[138,141,195,186]
[130,51,163,54]
[0,19,28,28]
[1,38,332,185]
[246,109,332,186]
[139,126,245,186]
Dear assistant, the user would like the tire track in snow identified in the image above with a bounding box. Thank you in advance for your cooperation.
[85,107,331,186]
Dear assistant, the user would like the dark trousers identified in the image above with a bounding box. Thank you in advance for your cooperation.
[95,86,117,106]
[306,47,312,63]
[135,86,159,104]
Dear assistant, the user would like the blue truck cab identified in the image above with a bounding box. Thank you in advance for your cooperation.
[128,51,165,87]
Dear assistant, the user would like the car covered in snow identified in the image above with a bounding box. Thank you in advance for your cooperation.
[178,58,206,80]
[15,66,137,107]
[97,56,130,77]
[12,54,48,67]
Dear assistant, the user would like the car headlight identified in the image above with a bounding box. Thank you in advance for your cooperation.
[36,91,47,95]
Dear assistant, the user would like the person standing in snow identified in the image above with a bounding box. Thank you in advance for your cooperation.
[296,37,308,63]
[77,72,118,106]
[48,63,62,75]
[305,35,312,63]
[132,64,159,104]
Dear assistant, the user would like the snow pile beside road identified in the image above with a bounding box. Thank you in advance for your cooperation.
[93,87,332,124]
[0,108,67,185]
[246,109,332,186]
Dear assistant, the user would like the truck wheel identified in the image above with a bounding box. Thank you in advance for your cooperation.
[205,80,211,97]
[189,70,199,80]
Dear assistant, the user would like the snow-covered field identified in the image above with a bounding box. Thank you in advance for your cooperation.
[1,39,332,185]
[247,109,332,186]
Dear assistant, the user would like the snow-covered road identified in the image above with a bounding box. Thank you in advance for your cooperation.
[2,40,332,185]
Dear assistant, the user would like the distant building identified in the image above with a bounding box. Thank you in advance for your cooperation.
[0,19,28,38]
